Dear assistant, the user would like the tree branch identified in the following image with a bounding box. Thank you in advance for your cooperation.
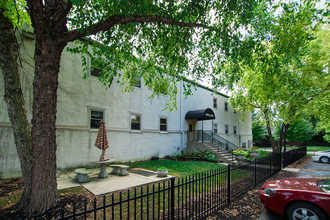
[65,15,208,43]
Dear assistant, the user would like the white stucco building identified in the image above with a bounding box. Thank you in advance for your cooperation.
[0,34,252,179]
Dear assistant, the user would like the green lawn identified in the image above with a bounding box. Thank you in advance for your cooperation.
[306,146,330,151]
[131,160,227,177]
[260,146,330,151]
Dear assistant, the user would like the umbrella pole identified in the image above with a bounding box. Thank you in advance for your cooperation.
[99,149,109,161]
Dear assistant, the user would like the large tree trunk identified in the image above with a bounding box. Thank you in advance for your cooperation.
[1,2,69,216]
[266,122,276,152]
[0,9,33,216]
[26,39,64,216]
[263,109,276,152]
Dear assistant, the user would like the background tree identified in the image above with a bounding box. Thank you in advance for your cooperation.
[275,119,315,143]
[252,111,267,142]
[212,0,327,152]
[0,0,267,216]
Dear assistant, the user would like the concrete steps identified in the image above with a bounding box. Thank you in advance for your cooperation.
[201,143,238,165]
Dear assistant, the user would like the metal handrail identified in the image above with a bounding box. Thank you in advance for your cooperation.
[187,130,239,157]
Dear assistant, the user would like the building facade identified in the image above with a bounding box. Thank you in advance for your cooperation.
[0,36,252,179]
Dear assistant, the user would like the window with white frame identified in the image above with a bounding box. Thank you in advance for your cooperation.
[213,124,218,133]
[131,114,141,130]
[160,118,167,132]
[234,126,237,135]
[225,124,229,134]
[90,110,104,128]
[213,98,217,108]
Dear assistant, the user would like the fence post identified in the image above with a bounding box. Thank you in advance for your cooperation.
[254,158,257,187]
[227,164,231,204]
[171,177,175,220]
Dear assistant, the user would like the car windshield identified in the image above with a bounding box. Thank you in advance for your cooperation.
[317,179,330,193]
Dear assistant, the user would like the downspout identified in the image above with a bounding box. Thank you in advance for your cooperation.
[238,112,241,147]
[180,80,184,153]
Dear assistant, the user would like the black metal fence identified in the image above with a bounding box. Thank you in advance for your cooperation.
[27,148,306,220]
[28,153,291,220]
[283,146,307,167]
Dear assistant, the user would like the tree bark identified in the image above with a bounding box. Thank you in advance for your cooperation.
[1,1,70,216]
[263,109,276,152]
[266,122,276,152]
[27,37,64,216]
[24,0,70,215]
[0,9,33,216]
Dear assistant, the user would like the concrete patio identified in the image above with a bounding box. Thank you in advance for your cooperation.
[57,167,173,195]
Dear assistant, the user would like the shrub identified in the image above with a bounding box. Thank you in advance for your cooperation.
[174,150,217,162]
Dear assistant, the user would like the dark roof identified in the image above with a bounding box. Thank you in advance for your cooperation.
[185,108,215,121]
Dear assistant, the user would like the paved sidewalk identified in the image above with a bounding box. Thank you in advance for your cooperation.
[57,167,172,195]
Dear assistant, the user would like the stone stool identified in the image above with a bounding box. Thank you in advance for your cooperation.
[110,164,130,176]
[74,168,93,183]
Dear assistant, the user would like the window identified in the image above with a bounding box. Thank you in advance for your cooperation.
[160,118,167,132]
[133,74,141,88]
[90,110,104,128]
[242,142,247,148]
[213,98,217,108]
[213,124,218,133]
[91,67,102,77]
[131,114,141,130]
[234,126,237,135]
[225,124,228,134]
[224,102,228,112]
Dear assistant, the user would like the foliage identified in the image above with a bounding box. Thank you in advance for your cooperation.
[252,122,267,141]
[250,146,261,153]
[212,0,328,150]
[300,25,330,142]
[233,148,248,157]
[0,0,30,28]
[174,150,217,162]
[157,167,168,171]
[275,119,315,142]
[64,0,267,109]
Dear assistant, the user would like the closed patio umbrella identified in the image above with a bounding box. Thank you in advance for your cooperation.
[94,120,109,161]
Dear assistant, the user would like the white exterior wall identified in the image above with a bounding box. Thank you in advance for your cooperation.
[0,39,252,179]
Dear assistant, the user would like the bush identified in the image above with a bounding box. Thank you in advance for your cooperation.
[174,150,217,162]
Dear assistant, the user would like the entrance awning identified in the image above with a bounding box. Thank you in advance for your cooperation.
[185,108,215,121]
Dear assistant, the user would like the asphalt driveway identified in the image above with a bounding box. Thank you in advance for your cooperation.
[258,160,330,220]
[297,160,330,178]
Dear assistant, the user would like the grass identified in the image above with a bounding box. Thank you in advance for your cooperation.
[306,146,330,151]
[130,160,227,177]
[260,146,330,151]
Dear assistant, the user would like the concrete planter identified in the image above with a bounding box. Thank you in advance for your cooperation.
[250,151,260,160]
[157,169,168,177]
[235,153,246,162]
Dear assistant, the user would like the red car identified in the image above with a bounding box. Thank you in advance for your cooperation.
[260,178,330,220]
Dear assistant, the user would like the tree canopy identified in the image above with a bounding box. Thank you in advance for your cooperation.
[1,0,275,216]
[212,0,329,150]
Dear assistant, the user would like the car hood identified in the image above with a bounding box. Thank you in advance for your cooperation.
[263,178,322,192]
